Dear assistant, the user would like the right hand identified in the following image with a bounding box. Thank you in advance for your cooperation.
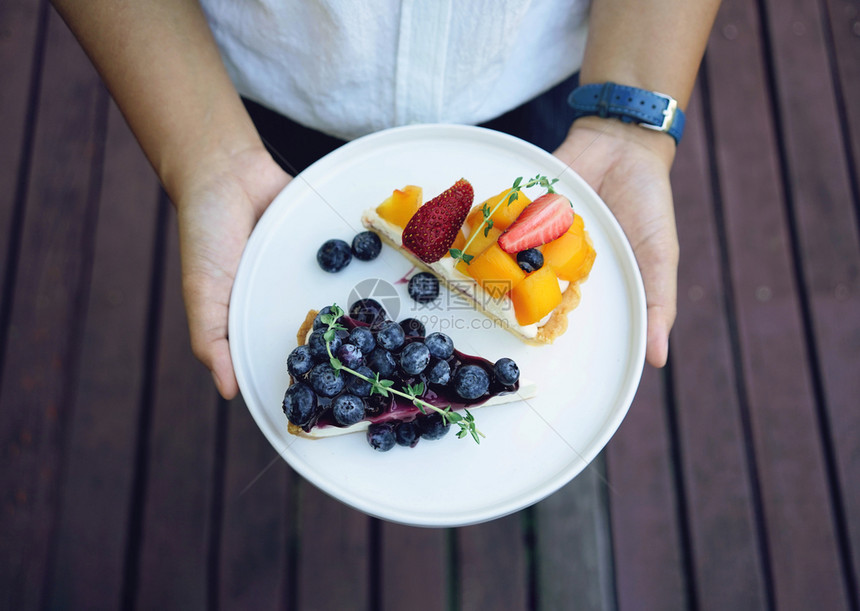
[175,146,290,399]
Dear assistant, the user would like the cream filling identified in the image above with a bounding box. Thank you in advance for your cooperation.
[362,209,569,338]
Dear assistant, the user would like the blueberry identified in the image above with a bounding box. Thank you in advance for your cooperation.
[349,299,389,327]
[309,362,345,398]
[375,321,405,351]
[351,231,382,261]
[312,305,337,330]
[365,393,391,417]
[493,357,520,386]
[349,326,376,354]
[307,328,341,362]
[283,383,318,427]
[452,364,490,400]
[366,348,397,377]
[407,272,440,303]
[399,342,431,375]
[399,317,426,338]
[426,358,451,385]
[424,332,454,359]
[347,366,375,397]
[336,343,364,369]
[516,248,544,273]
[287,345,314,377]
[367,422,396,451]
[395,421,421,447]
[417,413,450,441]
[317,239,352,272]
[332,394,367,426]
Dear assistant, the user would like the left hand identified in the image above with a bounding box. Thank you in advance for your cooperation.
[175,146,291,399]
[553,116,679,367]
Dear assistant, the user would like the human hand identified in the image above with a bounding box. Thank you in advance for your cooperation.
[174,147,291,398]
[553,116,679,367]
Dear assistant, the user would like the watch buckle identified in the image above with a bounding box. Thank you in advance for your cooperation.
[640,92,678,133]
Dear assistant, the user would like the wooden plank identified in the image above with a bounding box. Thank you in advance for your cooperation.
[44,101,162,609]
[379,523,448,611]
[823,0,860,186]
[457,514,529,610]
[134,212,221,610]
[0,0,44,278]
[219,398,292,610]
[707,1,851,608]
[606,366,688,611]
[763,0,860,601]
[534,455,615,610]
[669,84,769,608]
[295,482,371,610]
[0,7,106,609]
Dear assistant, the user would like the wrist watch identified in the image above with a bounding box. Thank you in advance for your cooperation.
[567,82,686,144]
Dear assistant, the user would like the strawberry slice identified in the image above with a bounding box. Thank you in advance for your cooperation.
[402,179,474,263]
[497,192,574,253]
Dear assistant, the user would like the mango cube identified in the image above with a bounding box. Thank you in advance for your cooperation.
[376,185,422,229]
[542,214,596,283]
[466,243,526,298]
[466,189,532,232]
[510,267,563,326]
[455,226,502,274]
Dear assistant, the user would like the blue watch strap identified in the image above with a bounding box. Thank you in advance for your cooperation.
[567,82,686,144]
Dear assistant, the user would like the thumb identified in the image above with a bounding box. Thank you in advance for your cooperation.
[637,236,678,367]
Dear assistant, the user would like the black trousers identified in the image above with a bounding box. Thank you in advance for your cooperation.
[243,72,580,176]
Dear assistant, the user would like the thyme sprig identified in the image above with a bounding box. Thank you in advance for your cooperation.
[449,174,558,265]
[321,304,484,444]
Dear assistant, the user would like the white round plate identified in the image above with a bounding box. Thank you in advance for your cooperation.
[230,124,645,527]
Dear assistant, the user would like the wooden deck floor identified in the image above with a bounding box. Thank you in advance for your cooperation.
[2,0,860,609]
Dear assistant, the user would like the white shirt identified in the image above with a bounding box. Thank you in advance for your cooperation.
[200,0,591,141]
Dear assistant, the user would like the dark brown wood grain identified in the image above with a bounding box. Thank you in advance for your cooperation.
[218,400,292,610]
[380,523,448,611]
[763,0,860,601]
[606,366,688,611]
[134,213,221,610]
[823,0,860,190]
[707,1,851,608]
[0,0,858,608]
[534,456,615,610]
[0,0,44,280]
[43,102,161,609]
[457,513,529,610]
[295,481,371,610]
[669,84,770,609]
[0,8,106,609]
